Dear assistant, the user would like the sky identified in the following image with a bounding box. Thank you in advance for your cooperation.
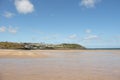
[0,0,120,48]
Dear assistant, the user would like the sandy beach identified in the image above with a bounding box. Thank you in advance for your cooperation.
[0,49,120,58]
[0,50,120,80]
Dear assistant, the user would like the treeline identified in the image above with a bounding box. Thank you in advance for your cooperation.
[0,42,24,49]
[0,42,86,50]
[54,43,86,50]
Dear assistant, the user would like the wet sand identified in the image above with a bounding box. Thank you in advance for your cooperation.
[0,50,120,80]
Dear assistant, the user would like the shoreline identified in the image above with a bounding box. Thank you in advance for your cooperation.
[0,49,120,58]
[0,50,120,80]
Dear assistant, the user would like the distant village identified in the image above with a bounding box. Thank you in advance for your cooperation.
[0,42,86,50]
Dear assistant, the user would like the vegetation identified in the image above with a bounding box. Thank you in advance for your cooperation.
[0,42,86,50]
[0,42,24,49]
[54,43,86,49]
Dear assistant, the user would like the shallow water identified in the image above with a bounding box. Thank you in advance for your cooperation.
[0,51,120,80]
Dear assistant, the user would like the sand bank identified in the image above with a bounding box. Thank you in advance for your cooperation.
[0,49,120,58]
[0,49,120,80]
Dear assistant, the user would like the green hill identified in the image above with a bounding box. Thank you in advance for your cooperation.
[54,43,86,50]
[0,42,24,49]
[0,42,86,50]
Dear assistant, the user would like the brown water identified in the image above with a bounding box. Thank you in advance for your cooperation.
[0,51,120,80]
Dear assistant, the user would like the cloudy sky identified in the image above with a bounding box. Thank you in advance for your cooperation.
[0,0,120,48]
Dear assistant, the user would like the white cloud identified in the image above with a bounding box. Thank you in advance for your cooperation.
[80,0,101,8]
[69,34,77,39]
[0,26,6,32]
[83,34,99,43]
[0,26,18,34]
[84,34,98,40]
[83,29,99,42]
[3,12,15,18]
[15,0,34,14]
[86,29,91,33]
[8,26,18,34]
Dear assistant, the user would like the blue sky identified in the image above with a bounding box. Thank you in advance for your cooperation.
[0,0,120,48]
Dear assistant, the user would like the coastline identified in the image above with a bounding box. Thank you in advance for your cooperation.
[0,49,120,80]
[0,49,120,58]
